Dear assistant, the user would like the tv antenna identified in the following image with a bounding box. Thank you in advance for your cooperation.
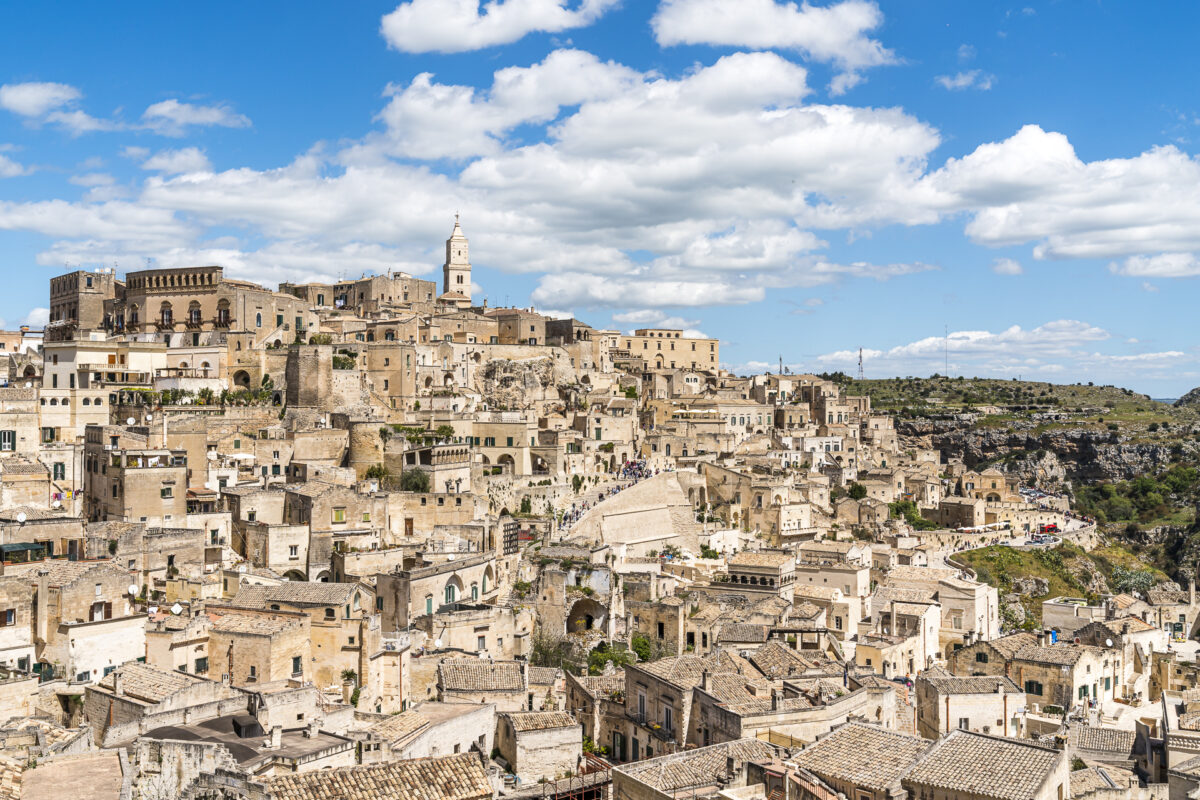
[857,347,864,382]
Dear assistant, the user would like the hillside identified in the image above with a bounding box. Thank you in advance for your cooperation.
[820,374,1200,581]
[955,543,1168,628]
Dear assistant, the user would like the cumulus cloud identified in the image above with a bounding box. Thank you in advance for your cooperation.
[922,125,1200,261]
[0,152,29,178]
[380,0,619,53]
[934,69,994,91]
[0,82,81,117]
[651,0,896,93]
[20,308,49,327]
[141,99,251,136]
[992,257,1022,275]
[140,147,212,174]
[1112,253,1200,278]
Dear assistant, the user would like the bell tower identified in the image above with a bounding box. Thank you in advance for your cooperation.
[442,215,471,300]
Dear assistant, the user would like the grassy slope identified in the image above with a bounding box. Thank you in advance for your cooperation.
[955,543,1167,626]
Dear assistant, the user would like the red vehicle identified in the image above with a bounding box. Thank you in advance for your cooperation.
[1038,523,1059,534]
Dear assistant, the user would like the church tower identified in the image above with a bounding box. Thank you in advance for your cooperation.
[442,215,471,301]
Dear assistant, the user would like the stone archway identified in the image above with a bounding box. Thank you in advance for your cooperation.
[233,370,251,389]
[283,569,307,581]
[567,597,609,635]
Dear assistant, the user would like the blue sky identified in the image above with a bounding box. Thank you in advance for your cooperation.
[2,1,1199,394]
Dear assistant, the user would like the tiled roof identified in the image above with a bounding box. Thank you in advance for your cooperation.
[267,753,492,800]
[718,623,768,643]
[1069,724,1136,755]
[919,672,1022,696]
[1071,766,1123,797]
[729,552,793,568]
[747,640,813,679]
[903,730,1063,800]
[793,722,929,791]
[1091,615,1156,635]
[439,659,525,692]
[986,632,1039,660]
[636,650,747,689]
[617,739,775,793]
[232,581,361,608]
[1013,644,1102,666]
[576,673,625,699]
[210,610,303,636]
[505,711,577,733]
[368,709,430,744]
[528,666,560,685]
[96,662,206,704]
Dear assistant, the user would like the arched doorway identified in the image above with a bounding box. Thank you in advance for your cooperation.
[233,370,251,389]
[567,598,609,634]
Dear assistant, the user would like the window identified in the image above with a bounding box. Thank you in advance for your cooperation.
[332,507,346,523]
[477,635,486,650]
[362,511,371,523]
[324,607,335,619]
[292,656,302,676]
[975,652,989,664]
[657,622,665,640]
[0,609,13,626]
[194,657,208,674]
[289,545,299,558]
[160,486,173,499]
[959,717,970,730]
[52,462,65,481]
[0,431,13,452]
[1024,680,1043,696]
[247,510,256,522]
[249,665,257,681]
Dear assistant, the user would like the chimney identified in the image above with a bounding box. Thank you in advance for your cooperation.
[771,689,780,710]
[1121,622,1130,636]
[1036,630,1047,647]
[700,670,709,691]
[305,720,320,739]
[268,725,282,750]
[113,670,123,696]
[995,681,1004,695]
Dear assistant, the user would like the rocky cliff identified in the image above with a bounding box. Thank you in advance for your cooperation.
[898,415,1196,485]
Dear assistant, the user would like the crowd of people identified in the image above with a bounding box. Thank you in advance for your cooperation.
[555,459,664,530]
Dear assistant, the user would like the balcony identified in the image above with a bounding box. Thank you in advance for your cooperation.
[214,316,234,328]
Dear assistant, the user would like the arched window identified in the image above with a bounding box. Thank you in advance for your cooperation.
[256,312,262,328]
[188,301,202,325]
[445,583,457,604]
[160,302,173,326]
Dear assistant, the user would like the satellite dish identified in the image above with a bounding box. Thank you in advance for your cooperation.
[23,382,31,388]
[148,606,159,615]
[50,500,61,509]
[128,584,139,595]
[15,512,25,524]
[126,417,136,426]
[170,603,183,615]
[145,414,153,421]
[206,451,217,461]
[434,638,443,649]
[1105,638,1114,648]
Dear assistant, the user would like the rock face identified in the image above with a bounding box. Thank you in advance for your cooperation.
[475,354,576,409]
[1177,387,1200,407]
[898,416,1195,484]
[1012,577,1050,597]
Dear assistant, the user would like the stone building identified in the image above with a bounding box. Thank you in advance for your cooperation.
[791,721,930,800]
[206,606,312,687]
[437,658,528,712]
[914,667,1025,739]
[495,710,581,784]
[900,729,1069,800]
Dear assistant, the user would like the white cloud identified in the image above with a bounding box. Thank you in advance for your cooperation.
[20,308,49,327]
[957,44,975,62]
[991,257,1022,275]
[0,82,80,117]
[1142,281,1159,293]
[69,172,115,188]
[375,49,641,159]
[142,99,251,136]
[141,147,212,174]
[651,0,896,93]
[817,319,1112,375]
[0,153,29,178]
[380,0,619,53]
[44,109,124,135]
[922,125,1200,261]
[934,70,994,91]
[1113,253,1200,278]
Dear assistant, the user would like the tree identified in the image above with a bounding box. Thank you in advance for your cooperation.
[364,464,390,482]
[399,468,430,493]
[630,633,653,663]
[519,496,532,515]
[434,424,456,441]
[847,482,867,500]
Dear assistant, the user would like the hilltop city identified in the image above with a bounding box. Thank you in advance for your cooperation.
[0,219,1190,800]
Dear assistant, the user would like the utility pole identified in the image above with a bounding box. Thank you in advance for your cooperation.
[857,347,864,382]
